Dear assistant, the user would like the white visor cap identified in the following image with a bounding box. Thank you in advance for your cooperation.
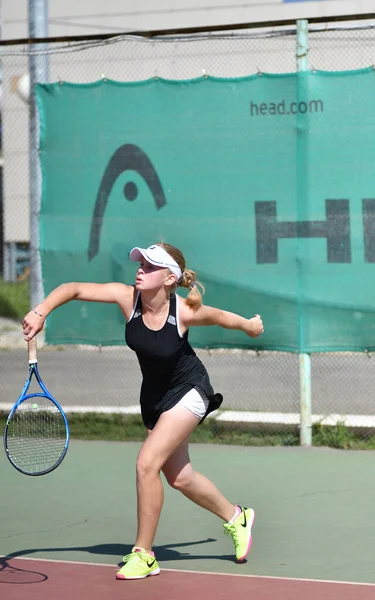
[129,245,182,281]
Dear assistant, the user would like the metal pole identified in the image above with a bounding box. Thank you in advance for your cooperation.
[296,19,312,447]
[29,0,49,309]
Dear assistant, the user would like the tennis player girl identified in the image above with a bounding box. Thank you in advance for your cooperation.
[22,242,264,580]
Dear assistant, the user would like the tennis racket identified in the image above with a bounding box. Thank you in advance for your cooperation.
[3,337,70,476]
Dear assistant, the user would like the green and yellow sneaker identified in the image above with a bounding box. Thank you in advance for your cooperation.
[223,506,255,562]
[116,547,160,580]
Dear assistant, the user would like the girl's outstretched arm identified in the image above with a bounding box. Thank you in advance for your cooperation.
[23,282,134,341]
[180,302,264,338]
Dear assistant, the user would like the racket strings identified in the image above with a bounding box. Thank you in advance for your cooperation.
[6,397,68,474]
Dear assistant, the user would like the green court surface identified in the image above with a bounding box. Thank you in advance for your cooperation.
[1,441,374,584]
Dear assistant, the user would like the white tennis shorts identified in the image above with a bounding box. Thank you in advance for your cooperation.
[178,387,209,420]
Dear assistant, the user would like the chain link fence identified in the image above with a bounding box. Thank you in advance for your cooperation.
[1,17,375,447]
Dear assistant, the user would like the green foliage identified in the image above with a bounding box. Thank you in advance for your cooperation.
[312,421,354,449]
[1,411,374,449]
[312,422,375,450]
[0,278,30,320]
[190,420,299,447]
[67,413,147,441]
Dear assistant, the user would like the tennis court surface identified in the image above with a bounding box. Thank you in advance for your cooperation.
[1,441,375,599]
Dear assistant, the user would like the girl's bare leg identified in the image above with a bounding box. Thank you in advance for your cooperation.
[134,404,201,553]
[162,437,236,521]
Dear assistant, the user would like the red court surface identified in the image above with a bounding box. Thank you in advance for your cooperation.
[1,558,375,600]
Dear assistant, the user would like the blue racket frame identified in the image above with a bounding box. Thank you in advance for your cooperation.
[3,360,70,476]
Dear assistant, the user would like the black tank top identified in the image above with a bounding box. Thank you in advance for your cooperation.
[125,291,222,429]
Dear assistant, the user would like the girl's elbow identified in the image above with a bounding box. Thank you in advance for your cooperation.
[61,281,80,300]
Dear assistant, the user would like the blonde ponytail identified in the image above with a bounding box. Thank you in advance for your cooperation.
[180,269,205,311]
[157,242,205,311]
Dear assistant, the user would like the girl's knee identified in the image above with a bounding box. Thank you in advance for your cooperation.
[165,470,194,491]
[136,455,159,479]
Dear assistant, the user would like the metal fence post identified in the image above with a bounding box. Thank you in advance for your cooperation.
[296,18,312,447]
[29,0,49,310]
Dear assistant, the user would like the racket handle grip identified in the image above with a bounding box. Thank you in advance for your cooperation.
[28,337,38,364]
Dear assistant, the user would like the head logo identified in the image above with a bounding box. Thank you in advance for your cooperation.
[88,144,166,261]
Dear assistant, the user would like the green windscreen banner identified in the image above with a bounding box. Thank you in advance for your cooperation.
[36,69,375,352]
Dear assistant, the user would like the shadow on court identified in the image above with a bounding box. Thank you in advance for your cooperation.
[1,539,237,567]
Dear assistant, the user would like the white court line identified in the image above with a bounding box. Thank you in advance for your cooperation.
[2,555,375,587]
